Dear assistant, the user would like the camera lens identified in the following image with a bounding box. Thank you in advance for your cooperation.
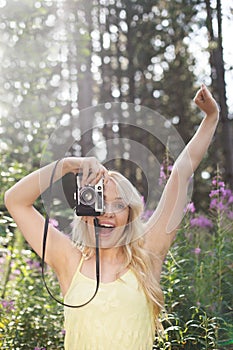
[80,187,95,206]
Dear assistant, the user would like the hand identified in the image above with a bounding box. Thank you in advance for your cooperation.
[63,156,108,186]
[193,84,219,116]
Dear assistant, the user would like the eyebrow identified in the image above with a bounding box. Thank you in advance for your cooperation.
[103,196,124,201]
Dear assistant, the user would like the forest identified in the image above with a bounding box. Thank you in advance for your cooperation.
[0,0,232,349]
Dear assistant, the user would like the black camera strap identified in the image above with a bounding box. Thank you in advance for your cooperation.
[41,159,100,308]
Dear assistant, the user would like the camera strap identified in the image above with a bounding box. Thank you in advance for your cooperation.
[41,159,100,308]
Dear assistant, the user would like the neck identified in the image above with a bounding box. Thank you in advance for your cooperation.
[99,246,124,264]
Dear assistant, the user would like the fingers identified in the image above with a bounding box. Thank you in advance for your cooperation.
[193,84,219,116]
[93,166,108,184]
[194,84,209,105]
[201,84,213,100]
[80,157,108,186]
[63,157,108,186]
[81,159,89,186]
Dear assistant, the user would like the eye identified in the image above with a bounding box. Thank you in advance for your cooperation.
[115,202,127,210]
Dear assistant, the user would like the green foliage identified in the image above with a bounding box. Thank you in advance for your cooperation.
[153,176,233,349]
[0,231,64,349]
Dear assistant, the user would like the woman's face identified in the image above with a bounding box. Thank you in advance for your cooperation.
[85,179,130,248]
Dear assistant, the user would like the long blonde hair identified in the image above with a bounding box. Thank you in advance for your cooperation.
[72,170,164,331]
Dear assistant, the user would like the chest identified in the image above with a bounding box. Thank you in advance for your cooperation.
[64,271,154,349]
[64,265,155,349]
[80,257,129,283]
[65,269,151,317]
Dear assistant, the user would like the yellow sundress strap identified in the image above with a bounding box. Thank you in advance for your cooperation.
[77,254,85,272]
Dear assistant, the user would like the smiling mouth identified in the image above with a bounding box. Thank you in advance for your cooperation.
[98,224,115,236]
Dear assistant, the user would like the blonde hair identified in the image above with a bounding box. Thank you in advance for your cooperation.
[72,170,164,331]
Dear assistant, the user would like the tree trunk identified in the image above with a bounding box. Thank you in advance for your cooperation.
[205,0,233,186]
[77,1,95,157]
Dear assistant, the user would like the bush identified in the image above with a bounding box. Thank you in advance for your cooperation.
[0,227,64,349]
[154,175,233,349]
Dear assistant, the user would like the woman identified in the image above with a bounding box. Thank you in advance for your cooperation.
[4,85,219,349]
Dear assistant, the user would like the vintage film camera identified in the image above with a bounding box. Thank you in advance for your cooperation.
[74,174,104,216]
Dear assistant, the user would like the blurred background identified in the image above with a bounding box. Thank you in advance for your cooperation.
[0,0,232,209]
[0,1,232,349]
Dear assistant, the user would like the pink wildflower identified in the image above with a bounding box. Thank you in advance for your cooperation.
[1,299,15,312]
[190,215,213,228]
[228,195,233,205]
[194,247,201,255]
[209,189,220,198]
[185,202,196,213]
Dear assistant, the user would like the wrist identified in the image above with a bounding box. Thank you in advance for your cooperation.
[61,157,82,176]
[205,110,219,123]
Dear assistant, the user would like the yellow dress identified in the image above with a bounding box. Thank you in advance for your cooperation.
[64,257,155,350]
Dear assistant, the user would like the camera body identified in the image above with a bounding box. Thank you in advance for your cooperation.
[75,174,104,216]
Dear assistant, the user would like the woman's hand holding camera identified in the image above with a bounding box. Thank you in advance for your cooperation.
[63,157,108,186]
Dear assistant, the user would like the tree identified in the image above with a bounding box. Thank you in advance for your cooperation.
[1,0,231,212]
[204,0,233,187]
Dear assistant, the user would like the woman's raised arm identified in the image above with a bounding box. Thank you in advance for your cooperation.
[4,157,107,271]
[144,85,219,258]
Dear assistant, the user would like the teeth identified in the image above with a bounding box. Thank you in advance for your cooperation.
[100,224,114,228]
